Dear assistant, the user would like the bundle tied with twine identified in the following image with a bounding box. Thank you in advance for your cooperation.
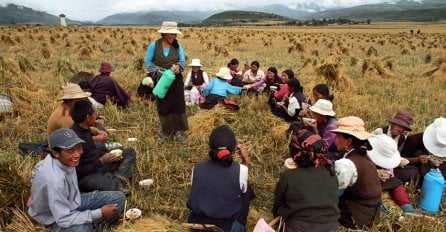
[362,57,394,79]
[423,54,446,78]
[316,55,353,90]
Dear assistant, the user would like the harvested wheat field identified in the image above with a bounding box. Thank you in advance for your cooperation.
[0,23,445,231]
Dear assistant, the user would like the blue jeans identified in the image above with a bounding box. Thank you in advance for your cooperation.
[79,148,137,192]
[50,191,126,232]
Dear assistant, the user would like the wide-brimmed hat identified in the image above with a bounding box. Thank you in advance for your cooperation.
[158,21,182,34]
[215,67,232,80]
[99,62,113,73]
[309,99,336,117]
[58,83,91,100]
[331,116,372,140]
[387,110,413,131]
[367,134,401,169]
[49,128,85,149]
[423,117,446,157]
[188,59,202,67]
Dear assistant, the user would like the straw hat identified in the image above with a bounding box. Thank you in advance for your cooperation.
[423,117,446,157]
[215,67,232,80]
[188,59,203,67]
[58,83,91,100]
[309,99,336,117]
[367,134,401,169]
[99,62,113,73]
[387,110,413,131]
[158,21,182,34]
[331,116,372,140]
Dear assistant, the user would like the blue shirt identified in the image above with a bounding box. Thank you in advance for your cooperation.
[201,77,242,97]
[144,41,185,74]
[28,155,102,227]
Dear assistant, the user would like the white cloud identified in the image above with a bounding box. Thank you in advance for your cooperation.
[0,0,396,21]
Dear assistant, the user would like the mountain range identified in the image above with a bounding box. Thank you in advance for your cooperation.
[1,1,446,25]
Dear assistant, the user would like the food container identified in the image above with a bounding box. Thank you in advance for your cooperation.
[125,208,142,220]
[302,117,316,124]
[109,149,123,157]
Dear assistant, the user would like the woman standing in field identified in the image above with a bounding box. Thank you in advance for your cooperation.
[144,21,188,143]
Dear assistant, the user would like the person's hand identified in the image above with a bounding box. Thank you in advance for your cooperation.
[419,154,429,164]
[172,64,180,74]
[95,117,105,126]
[94,131,108,143]
[101,204,118,220]
[305,119,318,133]
[26,194,32,208]
[377,169,390,182]
[283,95,289,102]
[236,144,249,166]
[100,153,123,164]
[399,158,410,168]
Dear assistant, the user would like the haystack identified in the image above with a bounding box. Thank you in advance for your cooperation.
[316,55,353,90]
[188,105,236,136]
[423,55,446,78]
[362,58,394,79]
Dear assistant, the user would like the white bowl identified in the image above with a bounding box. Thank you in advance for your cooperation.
[302,117,316,124]
[139,179,154,189]
[269,86,278,91]
[125,208,142,220]
[109,149,123,157]
[127,137,138,142]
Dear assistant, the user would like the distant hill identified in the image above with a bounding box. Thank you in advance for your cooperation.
[201,10,291,26]
[97,11,215,25]
[307,2,446,21]
[241,4,310,19]
[0,4,81,24]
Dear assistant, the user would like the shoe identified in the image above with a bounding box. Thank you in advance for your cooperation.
[401,204,415,213]
[173,132,188,143]
[157,134,171,143]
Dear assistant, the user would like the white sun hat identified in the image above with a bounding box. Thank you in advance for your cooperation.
[158,21,182,34]
[215,67,232,80]
[367,134,401,169]
[188,59,203,67]
[309,99,336,117]
[423,117,446,157]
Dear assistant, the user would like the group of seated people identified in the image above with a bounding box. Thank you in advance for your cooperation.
[26,57,446,232]
[27,63,136,231]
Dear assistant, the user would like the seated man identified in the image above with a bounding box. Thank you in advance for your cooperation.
[373,110,413,152]
[395,117,446,184]
[91,62,131,108]
[70,99,136,192]
[28,128,125,232]
[47,83,107,143]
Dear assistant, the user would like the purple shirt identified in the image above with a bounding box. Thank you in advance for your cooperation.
[90,74,130,107]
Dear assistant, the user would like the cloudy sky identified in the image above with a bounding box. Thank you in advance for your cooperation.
[1,0,400,21]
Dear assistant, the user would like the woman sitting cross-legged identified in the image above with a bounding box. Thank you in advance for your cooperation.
[273,129,340,232]
[200,67,242,110]
[271,78,307,122]
[187,125,254,232]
